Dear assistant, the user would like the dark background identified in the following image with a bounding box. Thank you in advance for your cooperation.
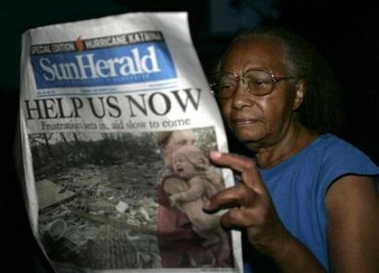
[1,1,378,272]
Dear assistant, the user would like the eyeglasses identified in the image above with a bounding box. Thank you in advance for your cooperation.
[210,69,294,98]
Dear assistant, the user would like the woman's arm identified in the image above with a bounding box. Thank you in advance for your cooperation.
[326,174,379,272]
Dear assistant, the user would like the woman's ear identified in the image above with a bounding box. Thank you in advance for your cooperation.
[293,79,305,111]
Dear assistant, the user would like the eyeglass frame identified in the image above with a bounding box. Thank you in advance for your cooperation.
[209,69,295,98]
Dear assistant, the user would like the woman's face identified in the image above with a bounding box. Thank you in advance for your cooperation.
[162,130,195,166]
[217,36,299,149]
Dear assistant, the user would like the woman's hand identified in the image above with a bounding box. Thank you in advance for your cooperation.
[205,151,326,272]
[204,151,289,255]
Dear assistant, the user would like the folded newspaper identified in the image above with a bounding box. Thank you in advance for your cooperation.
[17,12,242,272]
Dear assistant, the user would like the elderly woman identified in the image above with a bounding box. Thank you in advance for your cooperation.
[205,26,379,272]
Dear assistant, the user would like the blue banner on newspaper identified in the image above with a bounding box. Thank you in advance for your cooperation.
[31,42,177,89]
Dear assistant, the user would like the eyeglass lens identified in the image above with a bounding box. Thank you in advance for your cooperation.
[216,70,274,98]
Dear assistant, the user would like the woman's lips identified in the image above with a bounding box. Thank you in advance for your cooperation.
[232,118,259,126]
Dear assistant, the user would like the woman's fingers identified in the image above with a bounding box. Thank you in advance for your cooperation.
[204,182,258,212]
[209,151,266,193]
[205,151,274,229]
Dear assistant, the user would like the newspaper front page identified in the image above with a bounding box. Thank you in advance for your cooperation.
[18,12,242,273]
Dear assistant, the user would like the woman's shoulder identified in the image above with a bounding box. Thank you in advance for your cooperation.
[267,134,375,171]
[308,134,379,177]
[310,133,354,151]
[311,134,374,162]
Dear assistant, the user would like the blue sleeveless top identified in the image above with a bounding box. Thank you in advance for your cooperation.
[243,134,379,272]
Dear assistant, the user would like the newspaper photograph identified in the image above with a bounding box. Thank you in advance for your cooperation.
[18,12,242,272]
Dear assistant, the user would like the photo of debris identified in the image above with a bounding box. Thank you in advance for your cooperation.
[29,127,222,270]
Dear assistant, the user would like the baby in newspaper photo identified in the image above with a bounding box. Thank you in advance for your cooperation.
[169,145,228,248]
[156,129,232,268]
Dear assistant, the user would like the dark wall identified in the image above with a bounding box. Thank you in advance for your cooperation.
[277,0,379,163]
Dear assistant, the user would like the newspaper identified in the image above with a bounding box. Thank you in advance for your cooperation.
[18,12,242,273]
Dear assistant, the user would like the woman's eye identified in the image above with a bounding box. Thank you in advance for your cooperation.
[249,78,264,85]
[220,84,232,89]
